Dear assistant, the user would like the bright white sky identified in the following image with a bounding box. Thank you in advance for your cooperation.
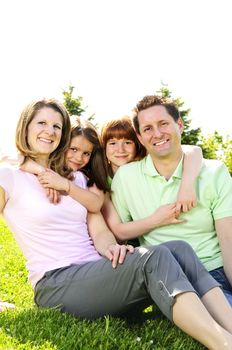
[0,0,231,154]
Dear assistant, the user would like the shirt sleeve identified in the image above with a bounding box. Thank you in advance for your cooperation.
[0,152,23,166]
[73,171,88,189]
[210,162,232,220]
[0,166,15,201]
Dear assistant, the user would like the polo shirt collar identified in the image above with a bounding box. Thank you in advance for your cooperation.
[143,154,184,179]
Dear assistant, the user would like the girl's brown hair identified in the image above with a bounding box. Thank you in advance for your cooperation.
[70,117,109,192]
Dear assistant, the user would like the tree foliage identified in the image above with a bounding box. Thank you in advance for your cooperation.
[198,131,223,159]
[199,132,232,175]
[62,85,86,117]
[62,85,97,127]
[156,83,232,175]
[223,138,232,174]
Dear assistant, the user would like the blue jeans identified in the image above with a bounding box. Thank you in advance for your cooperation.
[210,267,232,306]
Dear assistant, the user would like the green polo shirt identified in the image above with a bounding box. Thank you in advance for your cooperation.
[111,154,232,271]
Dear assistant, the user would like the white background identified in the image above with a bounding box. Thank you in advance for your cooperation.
[1,0,231,153]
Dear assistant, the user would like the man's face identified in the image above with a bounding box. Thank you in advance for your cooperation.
[136,105,183,160]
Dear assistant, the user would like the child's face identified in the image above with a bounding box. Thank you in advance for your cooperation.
[65,135,93,171]
[106,138,136,174]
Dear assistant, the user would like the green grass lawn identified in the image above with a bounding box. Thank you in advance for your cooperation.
[0,219,205,350]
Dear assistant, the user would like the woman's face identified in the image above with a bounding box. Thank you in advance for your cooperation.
[27,107,63,160]
[106,138,136,174]
[65,135,93,171]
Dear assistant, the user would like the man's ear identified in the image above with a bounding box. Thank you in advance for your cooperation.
[177,118,184,134]
[136,132,145,146]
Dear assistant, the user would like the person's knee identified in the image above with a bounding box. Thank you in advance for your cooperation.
[176,241,198,261]
[145,244,171,257]
[144,245,172,271]
[162,240,195,255]
[175,240,193,252]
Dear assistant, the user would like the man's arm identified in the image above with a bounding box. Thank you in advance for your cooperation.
[215,216,232,286]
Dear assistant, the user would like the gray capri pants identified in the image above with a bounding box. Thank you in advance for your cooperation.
[34,240,220,321]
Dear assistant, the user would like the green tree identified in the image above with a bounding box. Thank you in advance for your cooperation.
[62,85,97,127]
[156,83,202,145]
[198,131,232,175]
[221,136,232,175]
[62,85,86,117]
[198,131,222,160]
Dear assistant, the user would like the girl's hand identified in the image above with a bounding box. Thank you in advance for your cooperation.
[176,186,197,216]
[104,244,134,268]
[151,203,186,227]
[38,169,69,192]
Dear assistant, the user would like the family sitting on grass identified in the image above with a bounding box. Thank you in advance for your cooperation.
[0,95,232,349]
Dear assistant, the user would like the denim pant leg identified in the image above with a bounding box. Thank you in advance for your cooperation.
[209,267,232,306]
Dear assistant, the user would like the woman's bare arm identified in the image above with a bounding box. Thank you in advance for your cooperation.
[87,210,134,267]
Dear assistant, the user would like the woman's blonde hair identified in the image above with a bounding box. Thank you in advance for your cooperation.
[16,98,71,177]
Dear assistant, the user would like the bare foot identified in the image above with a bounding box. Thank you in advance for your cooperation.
[0,301,15,312]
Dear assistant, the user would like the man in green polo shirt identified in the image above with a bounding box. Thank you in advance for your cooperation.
[111,94,232,304]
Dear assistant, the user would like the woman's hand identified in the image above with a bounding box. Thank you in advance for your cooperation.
[104,244,134,268]
[45,188,61,204]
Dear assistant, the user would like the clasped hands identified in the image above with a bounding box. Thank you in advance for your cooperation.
[37,169,68,204]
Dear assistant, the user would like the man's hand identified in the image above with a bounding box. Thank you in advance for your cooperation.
[104,244,134,268]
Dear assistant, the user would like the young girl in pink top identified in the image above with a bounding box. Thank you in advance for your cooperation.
[1,99,232,349]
